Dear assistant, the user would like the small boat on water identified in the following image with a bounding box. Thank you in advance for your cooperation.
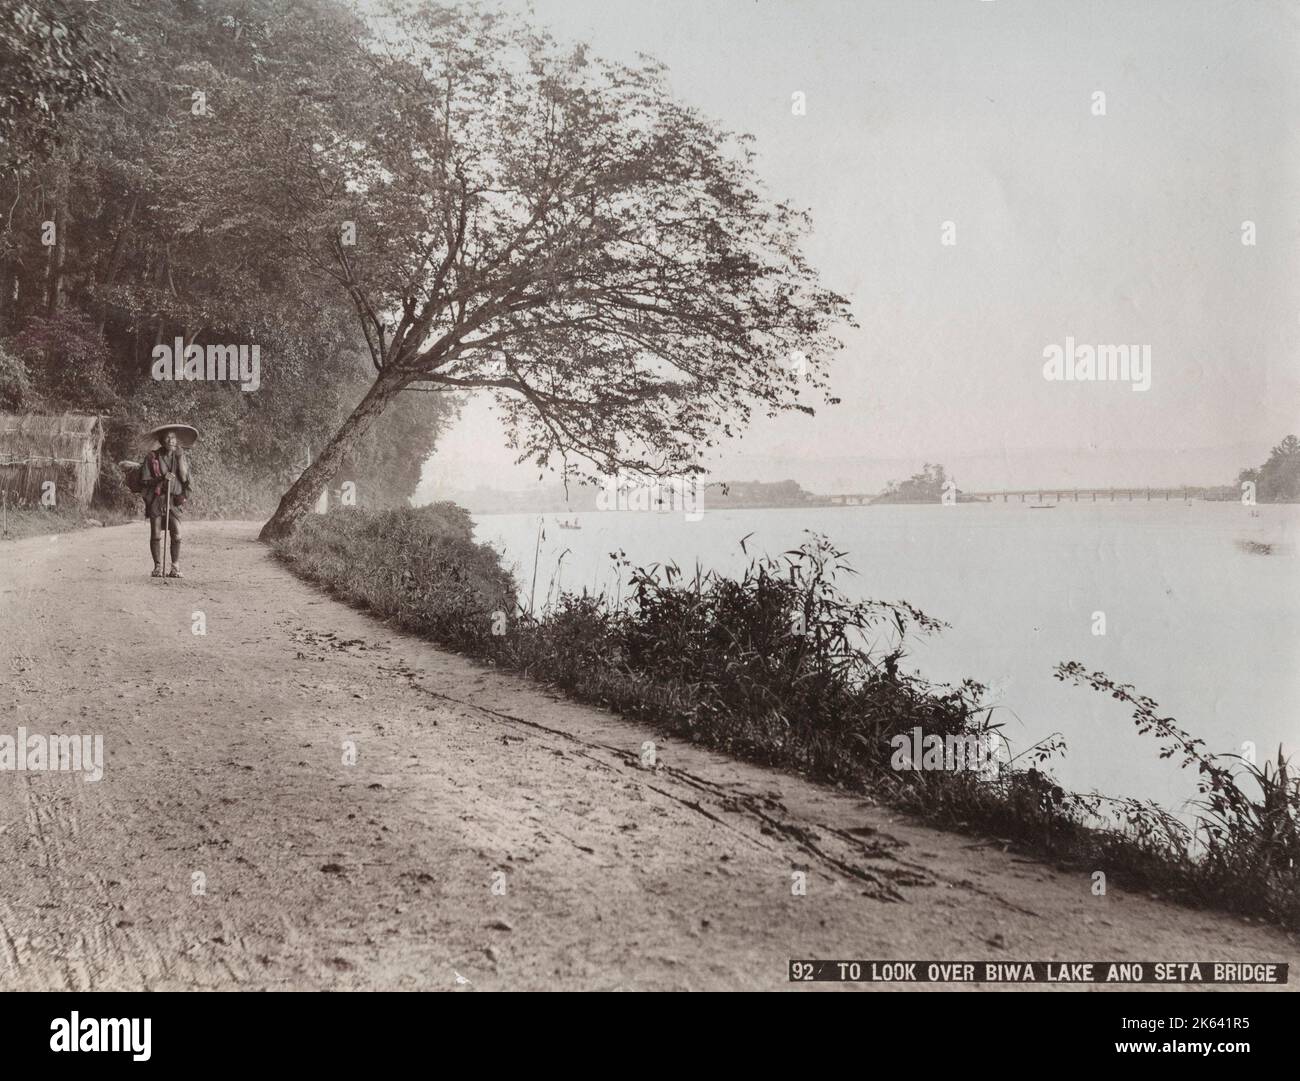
[557,518,582,530]
[1029,504,1057,510]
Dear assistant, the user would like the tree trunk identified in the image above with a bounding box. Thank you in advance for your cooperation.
[0,256,15,337]
[98,192,139,335]
[259,372,410,541]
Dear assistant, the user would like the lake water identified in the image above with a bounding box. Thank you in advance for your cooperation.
[471,501,1300,815]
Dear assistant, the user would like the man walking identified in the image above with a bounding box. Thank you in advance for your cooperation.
[139,423,197,578]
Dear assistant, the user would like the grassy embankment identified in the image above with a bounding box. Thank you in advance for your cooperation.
[0,503,135,542]
[273,503,1300,931]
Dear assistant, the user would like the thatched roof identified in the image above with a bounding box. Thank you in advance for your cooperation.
[0,412,104,508]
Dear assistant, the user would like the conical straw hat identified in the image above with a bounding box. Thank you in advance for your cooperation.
[144,423,199,449]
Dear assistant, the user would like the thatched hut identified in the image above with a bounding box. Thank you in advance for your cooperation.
[0,413,104,508]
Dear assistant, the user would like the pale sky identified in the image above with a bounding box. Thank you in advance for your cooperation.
[412,0,1300,498]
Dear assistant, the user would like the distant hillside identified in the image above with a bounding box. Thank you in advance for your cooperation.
[706,480,831,509]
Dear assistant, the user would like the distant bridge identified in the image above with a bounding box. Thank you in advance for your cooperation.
[828,487,1220,506]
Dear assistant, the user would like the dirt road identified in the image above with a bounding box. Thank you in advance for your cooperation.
[0,521,1294,990]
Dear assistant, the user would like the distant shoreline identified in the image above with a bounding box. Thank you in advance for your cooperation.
[457,495,1271,516]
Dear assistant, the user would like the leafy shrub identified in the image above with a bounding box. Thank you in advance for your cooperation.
[276,503,517,653]
[1053,663,1300,928]
[0,342,34,411]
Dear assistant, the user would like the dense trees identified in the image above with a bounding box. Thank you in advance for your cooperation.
[2,0,849,527]
[874,463,950,504]
[0,0,118,171]
[1239,435,1300,503]
[0,0,450,514]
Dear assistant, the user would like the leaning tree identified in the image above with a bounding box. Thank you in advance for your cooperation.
[200,1,853,539]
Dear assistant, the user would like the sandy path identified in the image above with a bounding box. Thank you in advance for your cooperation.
[0,520,1294,991]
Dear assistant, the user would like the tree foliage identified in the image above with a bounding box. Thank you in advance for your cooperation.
[1240,435,1300,503]
[875,462,949,504]
[0,0,452,514]
[1,0,850,530]
[0,0,118,171]
[221,1,853,536]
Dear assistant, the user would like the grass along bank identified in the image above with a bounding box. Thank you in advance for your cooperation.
[0,503,135,542]
[272,503,1300,931]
